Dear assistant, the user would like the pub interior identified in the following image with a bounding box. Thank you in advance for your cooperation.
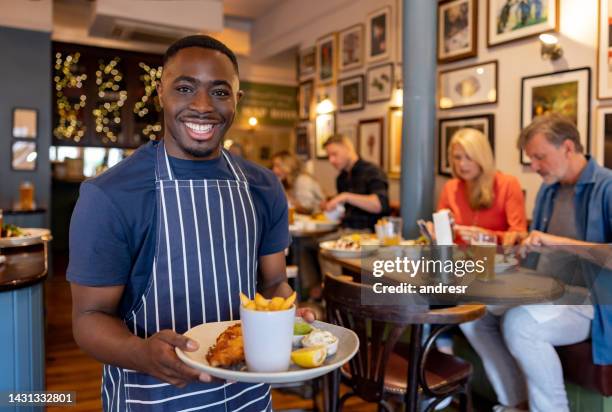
[1,0,611,411]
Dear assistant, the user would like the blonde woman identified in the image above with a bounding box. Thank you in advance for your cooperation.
[271,151,324,214]
[438,128,527,245]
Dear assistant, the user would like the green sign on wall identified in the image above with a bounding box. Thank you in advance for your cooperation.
[237,81,298,127]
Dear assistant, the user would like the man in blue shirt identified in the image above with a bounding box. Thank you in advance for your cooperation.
[68,35,314,411]
[461,114,612,412]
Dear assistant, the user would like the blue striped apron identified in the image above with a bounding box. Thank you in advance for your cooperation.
[101,141,272,411]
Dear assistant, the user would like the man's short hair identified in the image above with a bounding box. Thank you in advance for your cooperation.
[517,114,583,153]
[163,35,239,75]
[323,134,354,150]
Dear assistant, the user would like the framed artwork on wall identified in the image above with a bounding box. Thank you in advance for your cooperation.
[437,0,478,63]
[338,75,364,112]
[11,140,37,171]
[298,80,314,120]
[598,0,612,99]
[358,118,384,167]
[366,63,394,103]
[295,125,310,160]
[339,24,364,71]
[316,33,338,86]
[438,114,495,176]
[487,0,559,47]
[315,112,336,158]
[396,0,403,62]
[298,47,316,79]
[520,67,591,164]
[388,108,403,178]
[438,60,498,109]
[12,108,38,139]
[366,6,392,63]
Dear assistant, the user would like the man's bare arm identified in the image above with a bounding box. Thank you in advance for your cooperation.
[71,283,211,387]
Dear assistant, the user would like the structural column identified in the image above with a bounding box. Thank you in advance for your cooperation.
[400,0,437,238]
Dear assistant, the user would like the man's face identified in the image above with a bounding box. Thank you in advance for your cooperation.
[325,143,349,171]
[157,47,242,160]
[525,132,572,184]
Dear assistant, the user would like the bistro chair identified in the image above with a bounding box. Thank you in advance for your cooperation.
[323,273,485,412]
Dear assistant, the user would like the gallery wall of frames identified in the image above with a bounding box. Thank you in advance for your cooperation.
[433,0,603,216]
[297,0,604,215]
[294,0,404,199]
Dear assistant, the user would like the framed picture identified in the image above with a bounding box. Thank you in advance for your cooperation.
[338,75,365,112]
[339,24,364,71]
[388,108,403,178]
[521,67,591,164]
[298,80,314,120]
[316,33,338,85]
[295,125,310,160]
[315,113,336,158]
[366,63,394,103]
[438,60,498,109]
[598,0,612,99]
[358,118,384,167]
[396,0,403,62]
[298,47,316,79]
[438,114,495,176]
[487,0,559,47]
[437,0,478,63]
[11,140,37,171]
[12,108,38,139]
[367,6,392,63]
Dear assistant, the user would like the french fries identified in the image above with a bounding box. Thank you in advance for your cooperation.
[240,292,296,311]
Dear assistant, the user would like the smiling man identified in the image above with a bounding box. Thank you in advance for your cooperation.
[67,35,312,411]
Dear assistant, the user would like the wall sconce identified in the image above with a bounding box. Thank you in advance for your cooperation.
[316,95,334,115]
[391,82,403,109]
[248,116,258,127]
[539,33,563,61]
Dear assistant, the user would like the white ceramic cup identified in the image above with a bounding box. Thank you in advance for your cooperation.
[240,304,296,372]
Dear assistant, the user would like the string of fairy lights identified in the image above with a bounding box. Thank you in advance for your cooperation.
[134,62,163,140]
[53,52,163,145]
[53,52,87,142]
[93,57,127,143]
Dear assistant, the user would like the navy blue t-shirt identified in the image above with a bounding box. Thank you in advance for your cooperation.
[67,141,290,318]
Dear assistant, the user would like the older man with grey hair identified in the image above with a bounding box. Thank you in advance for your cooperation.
[460,114,612,412]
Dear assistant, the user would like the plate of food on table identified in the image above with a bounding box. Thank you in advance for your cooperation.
[291,212,339,232]
[318,233,380,258]
[0,225,51,247]
[176,292,359,384]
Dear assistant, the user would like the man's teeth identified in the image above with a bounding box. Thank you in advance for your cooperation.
[185,122,214,133]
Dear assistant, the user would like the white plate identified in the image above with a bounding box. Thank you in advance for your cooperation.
[319,240,378,258]
[176,320,358,384]
[0,228,51,247]
[495,255,518,273]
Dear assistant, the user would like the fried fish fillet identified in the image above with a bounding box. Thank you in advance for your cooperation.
[206,324,244,367]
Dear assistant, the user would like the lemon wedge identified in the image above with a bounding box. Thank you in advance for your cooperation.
[291,345,327,368]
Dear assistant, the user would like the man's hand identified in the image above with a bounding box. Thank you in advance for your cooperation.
[296,307,316,323]
[137,330,212,387]
[325,193,348,211]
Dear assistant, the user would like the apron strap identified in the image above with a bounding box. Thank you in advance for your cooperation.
[222,149,249,183]
[155,140,174,181]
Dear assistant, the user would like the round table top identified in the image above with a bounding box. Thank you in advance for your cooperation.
[320,249,565,305]
[0,244,48,292]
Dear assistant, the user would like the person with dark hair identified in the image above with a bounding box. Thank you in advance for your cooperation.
[68,35,314,411]
[460,114,612,412]
[322,134,389,230]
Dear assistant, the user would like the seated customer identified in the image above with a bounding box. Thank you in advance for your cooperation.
[438,127,527,245]
[461,114,612,412]
[271,151,324,214]
[323,135,390,230]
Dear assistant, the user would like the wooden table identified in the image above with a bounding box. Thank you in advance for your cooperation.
[319,247,565,411]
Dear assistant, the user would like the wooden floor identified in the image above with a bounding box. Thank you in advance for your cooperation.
[44,253,376,412]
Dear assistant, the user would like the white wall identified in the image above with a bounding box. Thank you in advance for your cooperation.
[259,0,403,200]
[435,0,599,217]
